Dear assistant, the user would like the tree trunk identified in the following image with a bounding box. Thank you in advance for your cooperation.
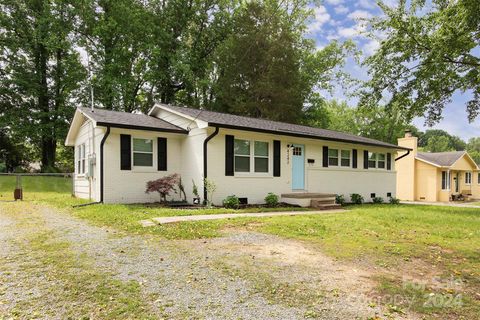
[34,0,53,171]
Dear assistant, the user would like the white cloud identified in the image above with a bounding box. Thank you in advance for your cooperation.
[337,23,367,38]
[357,0,376,10]
[347,9,373,20]
[334,5,349,14]
[363,39,380,55]
[308,6,331,34]
[325,0,344,5]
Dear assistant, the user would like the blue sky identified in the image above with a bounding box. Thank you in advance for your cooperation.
[307,0,480,141]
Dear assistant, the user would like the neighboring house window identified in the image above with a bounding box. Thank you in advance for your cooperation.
[77,144,85,174]
[368,152,377,168]
[441,171,450,190]
[465,172,472,184]
[234,139,270,173]
[328,149,339,166]
[254,141,269,173]
[478,172,480,184]
[340,150,350,167]
[132,138,153,167]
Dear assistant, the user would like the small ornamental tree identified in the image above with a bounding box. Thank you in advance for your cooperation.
[145,174,180,203]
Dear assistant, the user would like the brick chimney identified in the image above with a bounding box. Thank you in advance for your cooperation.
[396,130,417,201]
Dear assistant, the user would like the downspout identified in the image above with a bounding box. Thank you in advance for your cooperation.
[100,126,111,203]
[395,149,410,161]
[203,126,219,202]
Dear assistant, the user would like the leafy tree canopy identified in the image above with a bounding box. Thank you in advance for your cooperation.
[361,0,480,125]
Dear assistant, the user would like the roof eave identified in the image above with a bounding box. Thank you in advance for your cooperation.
[208,122,410,151]
[65,108,96,146]
[415,157,442,168]
[95,122,188,134]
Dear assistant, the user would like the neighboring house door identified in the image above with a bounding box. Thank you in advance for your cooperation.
[455,172,459,193]
[292,144,305,190]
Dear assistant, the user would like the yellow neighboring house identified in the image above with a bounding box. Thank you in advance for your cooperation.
[396,131,480,202]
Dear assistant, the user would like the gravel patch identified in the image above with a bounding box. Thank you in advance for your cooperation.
[1,203,417,319]
[36,206,307,319]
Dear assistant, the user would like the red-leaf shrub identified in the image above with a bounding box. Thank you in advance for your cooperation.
[145,173,180,202]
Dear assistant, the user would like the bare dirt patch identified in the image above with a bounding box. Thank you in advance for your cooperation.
[187,231,419,319]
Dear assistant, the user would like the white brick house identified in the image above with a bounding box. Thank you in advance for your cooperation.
[65,104,410,204]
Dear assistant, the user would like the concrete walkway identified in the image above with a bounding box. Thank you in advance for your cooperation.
[140,209,345,226]
[401,201,480,209]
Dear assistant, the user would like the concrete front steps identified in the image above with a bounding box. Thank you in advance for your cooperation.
[281,193,341,210]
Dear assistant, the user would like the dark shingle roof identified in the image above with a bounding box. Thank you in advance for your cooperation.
[79,107,187,133]
[416,151,467,167]
[159,104,408,150]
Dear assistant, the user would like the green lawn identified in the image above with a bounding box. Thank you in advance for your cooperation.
[67,200,480,318]
[0,175,72,201]
[2,177,480,318]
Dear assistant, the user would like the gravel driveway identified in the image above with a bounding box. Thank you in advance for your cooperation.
[0,202,411,319]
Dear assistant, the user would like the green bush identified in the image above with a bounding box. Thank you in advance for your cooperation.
[223,195,240,209]
[372,197,384,204]
[264,192,279,207]
[350,193,364,204]
[389,197,400,204]
[335,194,345,206]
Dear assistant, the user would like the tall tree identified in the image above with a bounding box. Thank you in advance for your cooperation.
[418,129,466,150]
[424,136,453,153]
[361,0,480,125]
[75,0,155,112]
[466,137,480,164]
[303,99,411,144]
[214,0,351,123]
[0,0,85,170]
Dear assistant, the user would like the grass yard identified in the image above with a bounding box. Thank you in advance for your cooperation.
[67,199,480,318]
[0,175,72,201]
[2,176,480,318]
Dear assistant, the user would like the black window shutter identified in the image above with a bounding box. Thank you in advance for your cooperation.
[273,140,281,177]
[363,150,369,169]
[120,134,131,170]
[352,149,358,168]
[387,153,392,170]
[225,135,234,176]
[322,146,329,167]
[158,137,167,171]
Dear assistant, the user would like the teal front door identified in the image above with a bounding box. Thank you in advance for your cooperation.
[292,144,305,190]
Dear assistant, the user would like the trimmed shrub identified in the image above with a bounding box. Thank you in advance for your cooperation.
[223,195,240,209]
[264,193,279,207]
[335,194,345,206]
[372,197,384,204]
[389,197,400,205]
[350,193,364,204]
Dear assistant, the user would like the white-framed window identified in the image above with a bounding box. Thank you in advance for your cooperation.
[377,153,386,169]
[254,141,269,173]
[77,143,86,175]
[442,171,450,190]
[328,149,339,166]
[340,150,350,167]
[368,152,386,169]
[132,138,153,167]
[368,152,377,168]
[327,149,350,167]
[465,172,472,184]
[234,139,250,172]
[234,139,270,173]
